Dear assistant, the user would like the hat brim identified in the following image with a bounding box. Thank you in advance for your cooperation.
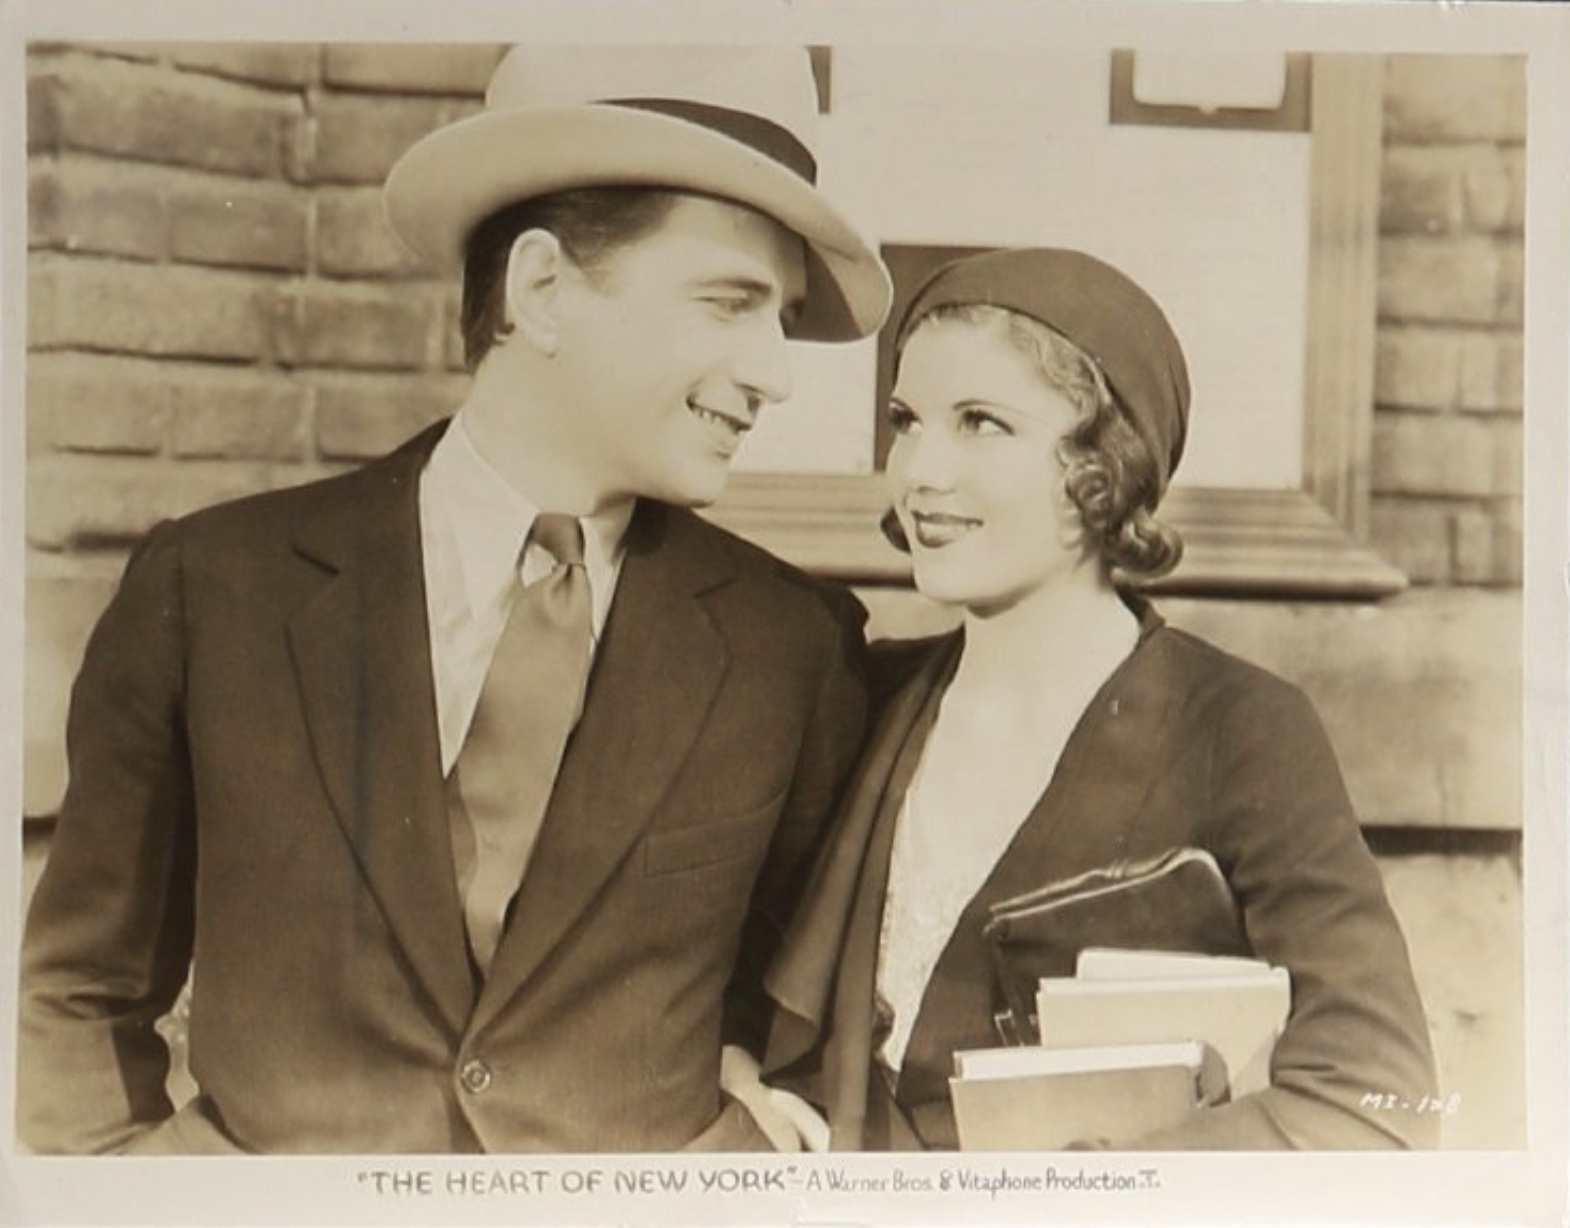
[384,105,890,343]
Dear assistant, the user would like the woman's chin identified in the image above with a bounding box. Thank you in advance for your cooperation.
[909,561,968,610]
[911,567,1048,622]
[912,563,1004,615]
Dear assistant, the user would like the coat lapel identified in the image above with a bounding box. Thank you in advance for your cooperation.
[896,606,1194,1106]
[472,504,734,1030]
[287,423,475,1039]
[964,605,1187,908]
[762,634,962,1147]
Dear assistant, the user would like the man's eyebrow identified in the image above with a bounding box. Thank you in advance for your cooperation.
[689,274,805,324]
[689,275,777,299]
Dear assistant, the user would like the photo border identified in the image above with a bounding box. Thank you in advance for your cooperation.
[1,1,1565,1226]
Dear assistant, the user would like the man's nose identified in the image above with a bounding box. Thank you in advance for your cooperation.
[733,314,793,408]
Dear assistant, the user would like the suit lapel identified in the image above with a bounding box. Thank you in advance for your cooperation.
[287,423,475,1038]
[472,504,734,1029]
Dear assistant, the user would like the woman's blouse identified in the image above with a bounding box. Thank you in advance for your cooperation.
[876,782,1037,1071]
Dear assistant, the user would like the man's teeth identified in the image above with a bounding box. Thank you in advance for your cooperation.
[691,405,748,434]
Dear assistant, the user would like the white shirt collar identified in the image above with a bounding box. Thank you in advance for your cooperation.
[425,412,633,625]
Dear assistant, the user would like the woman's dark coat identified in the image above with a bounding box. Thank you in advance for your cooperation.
[765,606,1439,1150]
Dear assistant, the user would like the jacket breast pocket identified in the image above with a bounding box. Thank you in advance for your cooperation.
[642,788,787,878]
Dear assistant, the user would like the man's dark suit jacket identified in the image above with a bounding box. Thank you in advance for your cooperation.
[765,607,1440,1150]
[19,422,868,1154]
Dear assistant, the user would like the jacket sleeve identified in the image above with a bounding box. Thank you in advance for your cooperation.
[722,584,870,1056]
[18,521,197,1155]
[1127,674,1440,1150]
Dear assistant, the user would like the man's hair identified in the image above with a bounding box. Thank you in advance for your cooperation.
[459,187,681,370]
[886,303,1183,579]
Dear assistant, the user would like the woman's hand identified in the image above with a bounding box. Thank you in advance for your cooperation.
[719,1044,831,1152]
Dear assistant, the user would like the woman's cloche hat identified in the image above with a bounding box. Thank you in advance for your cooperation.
[897,247,1192,494]
[384,44,891,343]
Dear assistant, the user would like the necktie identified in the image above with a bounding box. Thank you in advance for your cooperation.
[451,513,593,974]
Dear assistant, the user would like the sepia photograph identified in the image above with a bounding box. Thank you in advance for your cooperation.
[1,0,1566,1224]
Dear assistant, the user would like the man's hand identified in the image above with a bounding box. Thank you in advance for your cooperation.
[719,1045,830,1152]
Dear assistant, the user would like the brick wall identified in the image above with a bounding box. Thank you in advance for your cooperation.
[26,42,500,541]
[1371,55,1525,586]
[24,43,501,813]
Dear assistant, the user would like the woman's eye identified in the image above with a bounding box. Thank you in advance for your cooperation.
[958,408,1010,436]
[886,403,918,434]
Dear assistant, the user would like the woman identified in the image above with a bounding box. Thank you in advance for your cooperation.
[756,247,1439,1150]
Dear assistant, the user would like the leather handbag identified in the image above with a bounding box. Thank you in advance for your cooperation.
[982,847,1252,1044]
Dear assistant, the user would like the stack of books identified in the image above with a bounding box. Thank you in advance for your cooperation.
[951,948,1290,1150]
[950,847,1291,1151]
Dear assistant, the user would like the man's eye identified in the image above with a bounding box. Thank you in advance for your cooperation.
[702,295,753,317]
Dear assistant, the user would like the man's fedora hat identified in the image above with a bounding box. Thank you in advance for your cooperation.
[384,44,891,343]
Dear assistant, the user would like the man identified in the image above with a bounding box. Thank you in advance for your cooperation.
[18,44,889,1154]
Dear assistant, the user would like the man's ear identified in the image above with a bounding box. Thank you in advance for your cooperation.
[503,229,569,356]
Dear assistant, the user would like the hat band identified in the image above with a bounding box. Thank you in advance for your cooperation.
[607,98,817,184]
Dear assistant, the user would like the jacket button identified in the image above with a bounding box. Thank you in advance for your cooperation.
[459,1059,492,1094]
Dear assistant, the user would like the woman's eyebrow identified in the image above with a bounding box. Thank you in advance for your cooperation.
[951,397,1019,416]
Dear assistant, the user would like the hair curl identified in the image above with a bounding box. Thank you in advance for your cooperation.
[890,304,1182,580]
[459,187,680,370]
